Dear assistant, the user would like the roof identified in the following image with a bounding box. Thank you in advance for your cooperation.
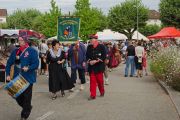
[148,10,160,19]
[132,31,149,41]
[0,9,7,17]
[96,29,127,41]
[148,27,180,39]
[0,29,19,36]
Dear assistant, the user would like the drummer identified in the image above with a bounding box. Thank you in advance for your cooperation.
[5,36,39,120]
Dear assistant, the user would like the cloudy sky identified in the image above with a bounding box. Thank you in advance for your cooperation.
[0,0,160,15]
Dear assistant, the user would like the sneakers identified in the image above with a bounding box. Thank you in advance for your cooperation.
[51,93,57,100]
[130,75,133,77]
[79,85,84,91]
[104,78,109,85]
[61,91,65,97]
[69,88,74,92]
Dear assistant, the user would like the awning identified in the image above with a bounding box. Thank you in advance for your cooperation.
[148,27,180,39]
[132,31,149,41]
[96,29,127,41]
[0,29,19,36]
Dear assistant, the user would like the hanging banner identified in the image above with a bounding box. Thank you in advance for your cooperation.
[57,17,80,41]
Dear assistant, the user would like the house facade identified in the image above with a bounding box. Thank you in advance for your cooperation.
[146,10,162,26]
[0,9,7,23]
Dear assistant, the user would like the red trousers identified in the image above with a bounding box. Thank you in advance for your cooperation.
[90,71,105,97]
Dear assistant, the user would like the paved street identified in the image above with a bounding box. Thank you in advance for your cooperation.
[0,64,179,120]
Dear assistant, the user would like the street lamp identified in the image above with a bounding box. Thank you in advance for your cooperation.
[135,0,139,40]
[136,0,139,40]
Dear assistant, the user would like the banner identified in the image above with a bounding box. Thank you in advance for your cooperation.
[57,17,80,41]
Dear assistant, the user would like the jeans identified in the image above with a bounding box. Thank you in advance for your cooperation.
[125,56,135,76]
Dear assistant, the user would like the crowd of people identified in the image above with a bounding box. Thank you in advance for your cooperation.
[3,35,179,120]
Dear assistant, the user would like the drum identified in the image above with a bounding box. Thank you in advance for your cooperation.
[4,75,30,99]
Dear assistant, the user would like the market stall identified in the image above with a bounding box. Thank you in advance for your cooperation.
[148,27,180,39]
[96,29,127,41]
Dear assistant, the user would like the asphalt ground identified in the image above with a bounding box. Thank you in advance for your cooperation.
[0,64,179,120]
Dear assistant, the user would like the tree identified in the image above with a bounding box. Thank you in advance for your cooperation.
[159,0,180,28]
[74,0,107,40]
[139,24,162,36]
[7,9,42,29]
[34,0,61,37]
[108,0,148,39]
[0,23,8,29]
[75,0,90,11]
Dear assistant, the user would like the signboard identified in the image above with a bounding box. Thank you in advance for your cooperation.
[57,17,80,41]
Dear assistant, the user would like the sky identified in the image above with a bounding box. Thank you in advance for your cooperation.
[0,0,160,15]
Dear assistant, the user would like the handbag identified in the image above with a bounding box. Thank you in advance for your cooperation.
[138,56,142,63]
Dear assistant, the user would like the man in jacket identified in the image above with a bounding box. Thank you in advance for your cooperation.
[86,38,106,100]
[6,36,39,120]
[68,40,86,90]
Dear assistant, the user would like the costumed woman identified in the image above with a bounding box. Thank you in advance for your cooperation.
[47,40,74,100]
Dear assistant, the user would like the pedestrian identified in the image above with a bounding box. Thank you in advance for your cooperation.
[135,41,144,77]
[143,48,148,76]
[68,40,86,91]
[5,36,39,120]
[104,42,110,85]
[121,42,127,63]
[63,43,69,70]
[109,44,121,68]
[47,40,74,100]
[39,40,48,75]
[86,38,106,100]
[6,39,17,56]
[124,41,136,77]
[30,39,40,76]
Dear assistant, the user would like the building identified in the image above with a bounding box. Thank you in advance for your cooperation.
[0,9,7,23]
[146,10,162,26]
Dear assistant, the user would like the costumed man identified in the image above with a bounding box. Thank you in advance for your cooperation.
[86,37,106,100]
[6,36,39,120]
[68,40,86,90]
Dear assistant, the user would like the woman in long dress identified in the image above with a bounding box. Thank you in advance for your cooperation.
[47,40,74,100]
[109,44,121,68]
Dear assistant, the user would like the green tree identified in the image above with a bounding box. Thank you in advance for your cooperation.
[0,23,8,29]
[75,0,90,11]
[108,0,148,39]
[74,0,107,40]
[159,0,180,28]
[7,9,42,29]
[139,24,162,36]
[34,0,61,37]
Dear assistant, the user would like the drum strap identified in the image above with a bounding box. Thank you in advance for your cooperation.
[16,47,29,57]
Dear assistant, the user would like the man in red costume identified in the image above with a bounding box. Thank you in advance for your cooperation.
[86,37,106,100]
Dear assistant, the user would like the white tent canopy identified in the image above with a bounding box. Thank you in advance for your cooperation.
[48,36,83,42]
[96,29,127,41]
[48,36,57,40]
[132,31,149,41]
[0,29,19,36]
